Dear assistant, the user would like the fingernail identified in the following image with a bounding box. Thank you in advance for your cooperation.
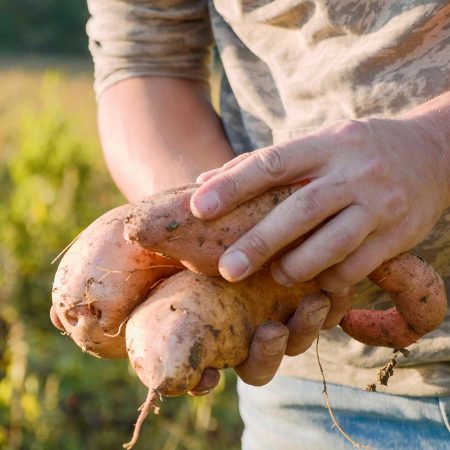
[307,305,330,325]
[188,387,213,397]
[263,334,288,354]
[191,190,219,216]
[219,250,250,280]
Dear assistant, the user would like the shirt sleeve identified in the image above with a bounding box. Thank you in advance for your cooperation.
[86,0,213,97]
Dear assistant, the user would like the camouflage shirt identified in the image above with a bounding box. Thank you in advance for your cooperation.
[87,0,450,396]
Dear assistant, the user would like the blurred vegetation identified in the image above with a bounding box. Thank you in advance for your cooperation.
[0,65,242,449]
[0,0,89,55]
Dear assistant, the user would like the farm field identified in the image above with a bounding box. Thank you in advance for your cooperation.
[0,57,242,450]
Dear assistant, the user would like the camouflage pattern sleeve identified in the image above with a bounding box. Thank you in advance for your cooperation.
[86,0,213,97]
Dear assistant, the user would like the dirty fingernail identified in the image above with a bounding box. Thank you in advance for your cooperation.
[188,387,214,397]
[191,190,219,216]
[307,305,330,325]
[263,334,288,354]
[220,250,250,280]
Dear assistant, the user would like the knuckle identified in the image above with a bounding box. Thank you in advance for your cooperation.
[277,257,311,284]
[384,188,409,215]
[220,170,242,200]
[320,262,357,291]
[245,232,273,259]
[337,119,366,146]
[256,146,287,179]
[294,188,322,219]
[358,158,388,181]
[328,231,354,259]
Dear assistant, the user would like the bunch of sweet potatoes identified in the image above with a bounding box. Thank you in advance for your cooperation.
[51,183,447,449]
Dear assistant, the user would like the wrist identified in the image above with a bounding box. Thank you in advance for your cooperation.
[402,93,450,210]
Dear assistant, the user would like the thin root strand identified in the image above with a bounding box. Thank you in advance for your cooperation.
[316,335,373,450]
[123,388,161,450]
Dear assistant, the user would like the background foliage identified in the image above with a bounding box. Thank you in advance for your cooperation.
[0,0,89,55]
[0,0,243,447]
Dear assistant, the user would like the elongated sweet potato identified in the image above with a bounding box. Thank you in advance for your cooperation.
[123,184,447,350]
[123,183,301,275]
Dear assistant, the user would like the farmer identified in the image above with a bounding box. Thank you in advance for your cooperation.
[86,1,450,448]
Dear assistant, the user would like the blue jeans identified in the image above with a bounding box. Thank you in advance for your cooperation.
[238,376,450,450]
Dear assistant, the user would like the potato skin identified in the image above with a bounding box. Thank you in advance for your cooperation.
[123,184,300,275]
[54,183,448,358]
[52,205,183,359]
[124,184,447,350]
[340,253,447,348]
[126,270,319,395]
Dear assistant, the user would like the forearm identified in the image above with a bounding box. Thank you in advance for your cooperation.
[98,76,235,202]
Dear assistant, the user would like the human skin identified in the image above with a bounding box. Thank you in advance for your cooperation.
[98,76,349,393]
[191,92,450,295]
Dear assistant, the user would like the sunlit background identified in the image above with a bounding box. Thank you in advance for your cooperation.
[0,1,242,449]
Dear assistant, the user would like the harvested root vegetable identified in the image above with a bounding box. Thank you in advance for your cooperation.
[50,183,447,449]
[123,253,446,449]
[340,253,447,348]
[123,183,447,349]
[51,205,183,359]
[124,269,319,448]
[123,183,302,275]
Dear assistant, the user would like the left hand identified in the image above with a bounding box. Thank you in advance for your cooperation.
[190,115,450,293]
[189,289,353,394]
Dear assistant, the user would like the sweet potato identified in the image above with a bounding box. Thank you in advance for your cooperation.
[51,204,183,359]
[123,252,446,449]
[123,183,301,275]
[340,253,447,347]
[123,184,447,349]
[123,269,318,448]
[126,270,318,395]
[51,184,447,449]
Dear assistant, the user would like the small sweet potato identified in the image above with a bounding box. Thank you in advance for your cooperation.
[51,205,183,359]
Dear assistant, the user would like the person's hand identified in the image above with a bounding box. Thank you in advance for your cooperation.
[189,288,354,394]
[190,116,450,293]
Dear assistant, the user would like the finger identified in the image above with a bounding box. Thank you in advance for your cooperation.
[316,232,399,292]
[196,167,224,183]
[50,305,66,332]
[270,204,378,286]
[191,140,325,219]
[322,287,354,329]
[188,368,221,396]
[284,293,330,356]
[218,178,352,281]
[234,322,288,386]
[195,153,252,184]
